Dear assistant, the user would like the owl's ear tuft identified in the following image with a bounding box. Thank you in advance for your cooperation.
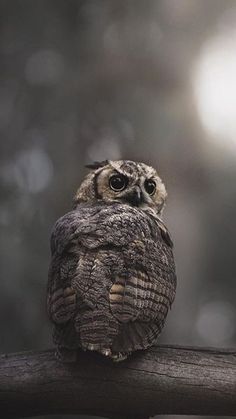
[85,160,109,170]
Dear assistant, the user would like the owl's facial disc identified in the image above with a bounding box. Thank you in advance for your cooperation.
[93,165,165,211]
[75,160,167,215]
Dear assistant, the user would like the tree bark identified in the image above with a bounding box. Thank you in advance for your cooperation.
[0,345,236,418]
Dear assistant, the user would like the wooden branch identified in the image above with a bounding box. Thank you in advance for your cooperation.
[0,345,236,418]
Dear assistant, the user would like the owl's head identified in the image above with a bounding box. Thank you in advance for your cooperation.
[74,160,167,215]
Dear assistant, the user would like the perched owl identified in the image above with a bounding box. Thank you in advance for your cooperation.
[47,160,176,362]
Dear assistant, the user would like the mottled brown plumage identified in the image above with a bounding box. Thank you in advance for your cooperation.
[47,160,176,361]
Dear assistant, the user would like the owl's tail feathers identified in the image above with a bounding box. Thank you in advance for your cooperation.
[74,310,119,353]
[112,320,163,354]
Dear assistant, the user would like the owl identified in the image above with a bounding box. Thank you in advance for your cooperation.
[47,160,176,362]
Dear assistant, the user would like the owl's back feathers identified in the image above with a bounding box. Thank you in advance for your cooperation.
[47,202,176,360]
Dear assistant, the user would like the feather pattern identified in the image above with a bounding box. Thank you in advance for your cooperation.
[47,201,176,359]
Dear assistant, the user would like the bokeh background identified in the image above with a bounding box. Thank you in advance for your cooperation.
[1,1,236,418]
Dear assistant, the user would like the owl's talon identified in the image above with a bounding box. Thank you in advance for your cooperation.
[101,348,112,357]
[87,343,96,351]
[112,352,128,362]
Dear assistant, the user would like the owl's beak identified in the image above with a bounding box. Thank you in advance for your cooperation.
[124,186,143,206]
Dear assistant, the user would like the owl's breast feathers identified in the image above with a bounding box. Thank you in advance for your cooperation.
[47,202,176,355]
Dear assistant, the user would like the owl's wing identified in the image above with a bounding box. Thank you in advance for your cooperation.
[47,205,118,325]
[108,218,176,353]
[109,218,176,326]
[47,205,128,351]
[47,211,83,325]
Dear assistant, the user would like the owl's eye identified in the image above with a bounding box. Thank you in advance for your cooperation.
[144,179,156,195]
[109,174,128,191]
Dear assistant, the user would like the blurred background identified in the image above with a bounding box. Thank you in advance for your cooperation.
[1,0,236,418]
